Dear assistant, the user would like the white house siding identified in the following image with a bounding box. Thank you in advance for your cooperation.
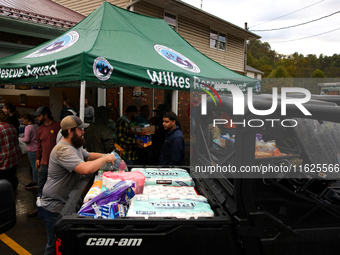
[51,0,130,16]
[178,16,244,72]
[133,1,164,18]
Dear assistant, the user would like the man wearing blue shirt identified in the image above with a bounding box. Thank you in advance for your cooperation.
[159,112,185,166]
[136,105,150,125]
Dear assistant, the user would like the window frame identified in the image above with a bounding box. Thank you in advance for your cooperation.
[210,29,227,52]
[164,11,177,32]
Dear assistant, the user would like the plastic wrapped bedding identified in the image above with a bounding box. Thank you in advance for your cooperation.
[126,194,214,219]
[131,168,195,186]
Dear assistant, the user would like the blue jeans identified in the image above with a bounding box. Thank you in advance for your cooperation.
[27,151,38,183]
[37,165,48,198]
[40,207,59,255]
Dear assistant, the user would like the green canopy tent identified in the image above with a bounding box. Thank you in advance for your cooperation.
[0,1,259,119]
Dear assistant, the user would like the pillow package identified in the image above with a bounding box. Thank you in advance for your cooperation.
[78,180,135,219]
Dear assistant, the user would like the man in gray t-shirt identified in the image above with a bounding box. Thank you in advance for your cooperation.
[42,140,89,213]
[40,115,116,255]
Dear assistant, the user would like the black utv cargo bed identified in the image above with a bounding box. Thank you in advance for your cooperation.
[55,166,240,255]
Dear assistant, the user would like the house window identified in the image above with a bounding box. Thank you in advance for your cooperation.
[164,12,177,30]
[210,30,226,51]
[254,73,258,79]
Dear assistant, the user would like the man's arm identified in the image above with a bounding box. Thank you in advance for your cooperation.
[35,129,42,169]
[73,153,115,175]
[22,125,31,144]
[87,152,105,161]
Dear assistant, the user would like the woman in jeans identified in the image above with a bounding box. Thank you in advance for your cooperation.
[21,113,39,189]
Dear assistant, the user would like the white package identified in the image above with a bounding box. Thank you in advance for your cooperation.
[142,185,198,197]
[127,195,214,220]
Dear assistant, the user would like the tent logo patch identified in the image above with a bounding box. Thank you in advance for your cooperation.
[24,31,80,58]
[154,45,201,73]
[93,57,113,81]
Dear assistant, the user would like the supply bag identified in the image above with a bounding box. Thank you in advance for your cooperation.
[78,180,135,219]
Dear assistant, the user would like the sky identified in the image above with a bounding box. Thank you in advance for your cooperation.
[181,0,340,57]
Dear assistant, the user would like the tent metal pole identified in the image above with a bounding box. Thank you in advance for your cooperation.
[80,80,86,121]
[172,90,178,115]
[98,88,106,106]
[119,87,123,117]
[152,88,154,117]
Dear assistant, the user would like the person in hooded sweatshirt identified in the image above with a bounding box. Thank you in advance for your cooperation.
[159,111,185,166]
[84,106,115,153]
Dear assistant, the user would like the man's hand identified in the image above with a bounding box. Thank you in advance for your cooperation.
[102,153,116,165]
[136,139,144,149]
[35,160,40,170]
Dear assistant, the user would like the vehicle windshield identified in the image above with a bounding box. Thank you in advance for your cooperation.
[293,118,340,179]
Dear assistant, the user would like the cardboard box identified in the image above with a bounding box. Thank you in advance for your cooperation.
[134,134,152,147]
[114,143,124,157]
[129,125,155,135]
[218,135,228,148]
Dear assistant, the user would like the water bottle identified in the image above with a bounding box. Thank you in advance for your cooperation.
[111,151,128,172]
[101,151,128,172]
[118,161,127,172]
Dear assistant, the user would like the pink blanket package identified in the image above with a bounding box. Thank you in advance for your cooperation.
[102,171,146,194]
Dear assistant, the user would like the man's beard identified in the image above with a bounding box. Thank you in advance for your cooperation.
[38,116,46,126]
[71,133,85,148]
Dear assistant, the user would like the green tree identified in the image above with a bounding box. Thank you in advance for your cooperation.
[311,69,326,78]
[267,66,290,78]
[247,39,339,81]
[258,65,273,77]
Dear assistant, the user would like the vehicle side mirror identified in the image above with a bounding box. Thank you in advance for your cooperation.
[0,179,16,234]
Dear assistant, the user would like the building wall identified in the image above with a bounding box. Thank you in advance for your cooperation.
[134,1,245,72]
[178,90,190,134]
[134,1,163,18]
[246,71,262,80]
[51,0,130,16]
[177,16,244,72]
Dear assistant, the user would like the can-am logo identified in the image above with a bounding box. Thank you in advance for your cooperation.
[93,57,114,81]
[200,85,312,128]
[154,44,201,73]
[86,238,142,247]
[25,31,79,58]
